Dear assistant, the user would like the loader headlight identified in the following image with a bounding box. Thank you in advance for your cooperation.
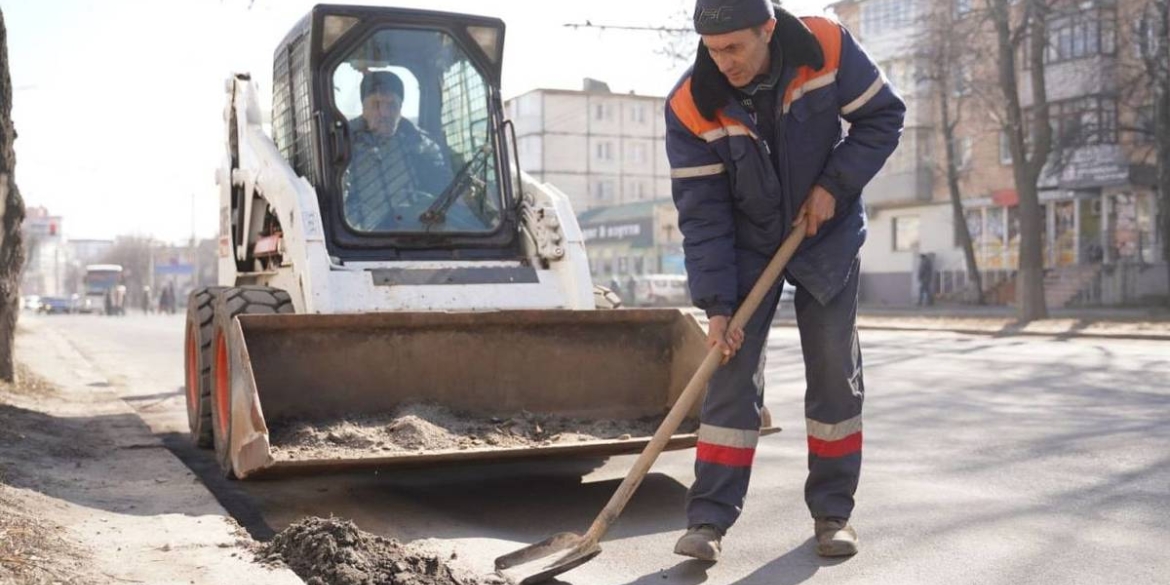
[323,15,360,51]
[467,26,501,65]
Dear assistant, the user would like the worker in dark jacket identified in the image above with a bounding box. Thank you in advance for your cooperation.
[666,0,905,561]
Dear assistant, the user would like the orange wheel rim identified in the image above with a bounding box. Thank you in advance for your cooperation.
[185,325,199,410]
[214,331,230,438]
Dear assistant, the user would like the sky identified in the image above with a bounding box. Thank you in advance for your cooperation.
[3,0,829,243]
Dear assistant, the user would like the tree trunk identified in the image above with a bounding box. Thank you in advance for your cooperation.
[1157,1,1170,307]
[939,83,985,304]
[1016,180,1048,318]
[1159,84,1170,306]
[991,0,1050,321]
[0,8,28,383]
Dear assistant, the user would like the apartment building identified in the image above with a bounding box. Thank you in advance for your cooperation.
[830,0,1165,306]
[504,79,673,213]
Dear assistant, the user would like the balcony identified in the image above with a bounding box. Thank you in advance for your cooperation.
[863,166,935,207]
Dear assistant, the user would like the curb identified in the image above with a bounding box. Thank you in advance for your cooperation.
[771,319,1170,342]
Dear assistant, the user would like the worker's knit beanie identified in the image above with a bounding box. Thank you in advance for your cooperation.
[360,71,405,101]
[693,0,774,34]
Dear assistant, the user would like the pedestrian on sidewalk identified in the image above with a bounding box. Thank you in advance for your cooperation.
[917,253,934,307]
[141,285,153,314]
[664,0,904,561]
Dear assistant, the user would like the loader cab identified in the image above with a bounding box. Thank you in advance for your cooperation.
[272,5,518,261]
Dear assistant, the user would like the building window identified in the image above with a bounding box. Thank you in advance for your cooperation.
[1051,96,1118,147]
[1130,105,1155,145]
[1044,7,1117,64]
[627,142,647,165]
[861,0,915,38]
[950,62,970,97]
[880,59,917,96]
[594,103,613,121]
[1135,15,1162,60]
[950,0,978,17]
[999,131,1014,165]
[595,180,614,201]
[1026,95,1119,149]
[596,141,613,161]
[893,216,920,251]
[958,136,973,170]
[630,104,647,124]
[961,207,983,251]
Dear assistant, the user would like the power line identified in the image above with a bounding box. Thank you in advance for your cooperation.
[563,21,693,34]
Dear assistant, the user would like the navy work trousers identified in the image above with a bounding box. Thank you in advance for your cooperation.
[686,257,865,530]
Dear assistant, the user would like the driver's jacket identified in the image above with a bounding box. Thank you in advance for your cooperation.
[343,118,451,230]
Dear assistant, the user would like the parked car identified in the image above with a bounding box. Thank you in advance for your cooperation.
[21,295,41,311]
[633,274,690,307]
[38,295,78,315]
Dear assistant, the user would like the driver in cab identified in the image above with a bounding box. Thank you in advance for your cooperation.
[344,70,452,231]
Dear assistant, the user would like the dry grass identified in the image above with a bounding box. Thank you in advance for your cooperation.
[0,484,89,584]
[0,363,57,398]
[0,366,92,584]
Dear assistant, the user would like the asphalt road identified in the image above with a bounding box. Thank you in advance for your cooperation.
[22,311,1170,585]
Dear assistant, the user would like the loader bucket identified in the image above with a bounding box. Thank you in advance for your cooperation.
[219,309,779,479]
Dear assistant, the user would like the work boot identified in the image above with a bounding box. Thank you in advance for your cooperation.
[674,524,722,561]
[814,517,858,557]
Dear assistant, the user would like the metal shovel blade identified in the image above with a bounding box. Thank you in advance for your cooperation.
[495,532,602,585]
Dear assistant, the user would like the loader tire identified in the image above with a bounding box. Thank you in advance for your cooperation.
[184,286,226,448]
[209,286,294,477]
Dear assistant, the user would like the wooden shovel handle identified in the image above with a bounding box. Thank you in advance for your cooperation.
[583,226,806,543]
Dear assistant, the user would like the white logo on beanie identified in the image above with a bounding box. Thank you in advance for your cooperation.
[697,6,735,24]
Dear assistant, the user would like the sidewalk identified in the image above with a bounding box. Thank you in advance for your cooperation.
[787,303,1170,341]
[4,319,303,585]
[682,303,1170,341]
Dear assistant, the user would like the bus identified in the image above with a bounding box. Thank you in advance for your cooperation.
[82,264,124,314]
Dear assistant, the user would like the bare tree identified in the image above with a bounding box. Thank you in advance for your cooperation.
[0,8,27,383]
[987,0,1053,320]
[100,235,155,294]
[919,3,985,304]
[1133,0,1170,303]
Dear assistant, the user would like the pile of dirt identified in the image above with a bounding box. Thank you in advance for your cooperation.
[260,517,498,585]
[269,403,697,459]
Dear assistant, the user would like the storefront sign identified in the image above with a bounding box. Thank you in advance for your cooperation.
[1041,145,1131,190]
[580,218,654,246]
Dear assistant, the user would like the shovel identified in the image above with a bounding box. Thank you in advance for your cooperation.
[494,227,806,584]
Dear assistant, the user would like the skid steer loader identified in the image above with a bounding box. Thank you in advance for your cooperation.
[183,4,777,479]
